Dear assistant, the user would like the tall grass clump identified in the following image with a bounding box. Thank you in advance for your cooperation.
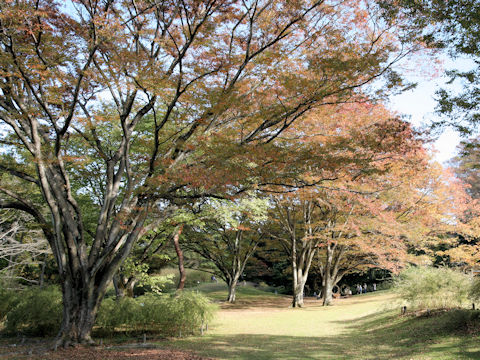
[395,266,471,310]
[469,277,480,303]
[96,291,216,337]
[4,286,62,336]
[0,286,215,338]
[0,287,21,322]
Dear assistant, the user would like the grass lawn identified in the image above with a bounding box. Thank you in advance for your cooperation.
[2,285,479,359]
[159,286,480,360]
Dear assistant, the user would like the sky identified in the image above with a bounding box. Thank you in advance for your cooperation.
[388,56,475,166]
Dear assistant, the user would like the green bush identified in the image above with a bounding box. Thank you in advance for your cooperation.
[95,296,140,334]
[0,287,21,321]
[96,291,216,337]
[0,285,216,338]
[395,266,471,310]
[376,280,393,291]
[469,277,480,302]
[4,286,62,336]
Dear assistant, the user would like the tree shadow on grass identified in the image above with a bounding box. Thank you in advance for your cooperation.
[333,309,480,360]
[168,310,480,360]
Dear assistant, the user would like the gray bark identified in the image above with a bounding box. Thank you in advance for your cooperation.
[227,277,239,303]
[321,243,345,306]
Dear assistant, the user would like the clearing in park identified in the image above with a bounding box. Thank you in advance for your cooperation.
[1,287,479,360]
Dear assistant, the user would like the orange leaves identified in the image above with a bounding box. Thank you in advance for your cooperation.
[265,96,471,274]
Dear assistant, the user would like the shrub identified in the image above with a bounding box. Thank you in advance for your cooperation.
[469,277,480,302]
[95,296,140,334]
[1,285,216,338]
[0,287,21,321]
[95,291,216,337]
[395,266,471,310]
[4,286,62,336]
[376,280,393,291]
[184,270,212,288]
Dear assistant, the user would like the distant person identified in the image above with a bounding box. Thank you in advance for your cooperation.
[211,275,217,283]
[363,283,367,293]
[373,283,377,291]
[357,284,362,295]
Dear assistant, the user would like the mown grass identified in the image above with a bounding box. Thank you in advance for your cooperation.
[159,290,480,359]
[191,282,279,303]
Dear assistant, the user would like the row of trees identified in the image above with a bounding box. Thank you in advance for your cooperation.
[177,107,479,307]
[0,0,479,346]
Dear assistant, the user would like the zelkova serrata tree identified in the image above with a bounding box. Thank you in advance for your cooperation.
[0,0,424,344]
[266,102,428,307]
[310,159,471,306]
[184,197,268,303]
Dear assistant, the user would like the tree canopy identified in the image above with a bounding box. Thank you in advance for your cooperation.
[0,0,465,346]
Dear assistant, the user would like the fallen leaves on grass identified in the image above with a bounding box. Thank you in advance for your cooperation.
[0,344,210,360]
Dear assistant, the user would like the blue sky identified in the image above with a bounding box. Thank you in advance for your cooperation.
[388,56,475,165]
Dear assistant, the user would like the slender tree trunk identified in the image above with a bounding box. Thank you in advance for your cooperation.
[321,244,344,306]
[292,266,309,307]
[291,239,316,307]
[39,257,46,288]
[125,278,136,297]
[173,225,186,290]
[322,244,333,306]
[322,275,334,306]
[227,277,239,303]
[7,254,14,287]
[292,279,305,307]
[291,234,301,307]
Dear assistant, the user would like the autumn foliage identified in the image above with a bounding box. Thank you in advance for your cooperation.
[0,0,464,345]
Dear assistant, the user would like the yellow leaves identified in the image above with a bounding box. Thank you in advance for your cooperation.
[444,244,480,267]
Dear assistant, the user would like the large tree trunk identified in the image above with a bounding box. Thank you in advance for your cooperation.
[292,265,310,307]
[52,218,144,346]
[291,260,310,307]
[56,280,103,346]
[322,244,334,306]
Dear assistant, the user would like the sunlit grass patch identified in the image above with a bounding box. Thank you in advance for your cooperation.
[160,291,480,360]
